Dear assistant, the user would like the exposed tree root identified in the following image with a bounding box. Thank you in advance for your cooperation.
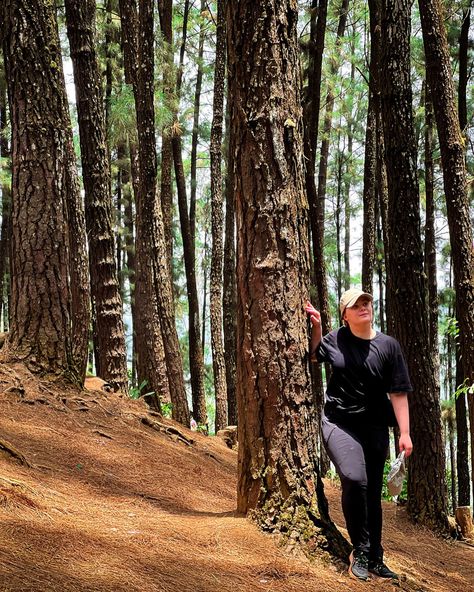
[140,416,194,446]
[0,438,32,467]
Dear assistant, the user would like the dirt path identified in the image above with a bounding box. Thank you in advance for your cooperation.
[0,365,472,592]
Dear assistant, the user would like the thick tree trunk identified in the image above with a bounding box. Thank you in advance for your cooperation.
[65,0,128,393]
[227,0,350,560]
[1,0,86,382]
[380,0,448,532]
[418,0,474,515]
[210,0,228,433]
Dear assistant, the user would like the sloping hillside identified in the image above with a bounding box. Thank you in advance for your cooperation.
[0,362,472,592]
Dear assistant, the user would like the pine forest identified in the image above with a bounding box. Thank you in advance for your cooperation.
[0,1,473,591]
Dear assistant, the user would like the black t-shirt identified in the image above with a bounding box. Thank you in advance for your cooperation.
[316,326,412,427]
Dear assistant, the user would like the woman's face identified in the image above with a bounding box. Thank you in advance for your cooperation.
[343,296,373,326]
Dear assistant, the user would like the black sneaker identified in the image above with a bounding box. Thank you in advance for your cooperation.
[368,560,399,580]
[349,550,369,581]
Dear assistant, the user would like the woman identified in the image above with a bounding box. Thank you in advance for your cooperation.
[305,288,413,581]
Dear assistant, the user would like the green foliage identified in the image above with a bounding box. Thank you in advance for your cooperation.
[108,85,137,145]
[443,316,459,340]
[454,378,474,400]
[0,157,11,187]
[160,401,173,419]
[129,379,155,400]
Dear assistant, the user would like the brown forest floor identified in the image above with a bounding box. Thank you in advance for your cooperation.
[0,363,472,592]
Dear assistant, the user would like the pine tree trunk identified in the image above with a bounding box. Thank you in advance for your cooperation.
[455,4,471,511]
[1,0,87,382]
[172,135,208,426]
[119,0,189,423]
[64,0,128,393]
[362,0,383,295]
[189,0,207,254]
[418,0,474,514]
[423,85,439,379]
[210,0,228,433]
[457,6,470,135]
[316,0,349,297]
[158,0,174,267]
[448,416,457,512]
[301,0,330,470]
[455,349,470,507]
[0,74,11,332]
[303,0,330,328]
[161,0,207,426]
[227,0,350,559]
[223,99,237,427]
[64,131,91,383]
[343,96,353,289]
[380,0,449,532]
[119,0,170,409]
[120,140,139,386]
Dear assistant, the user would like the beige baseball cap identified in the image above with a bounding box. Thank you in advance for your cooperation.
[339,288,373,316]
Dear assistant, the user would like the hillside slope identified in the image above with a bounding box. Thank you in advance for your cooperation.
[0,362,472,592]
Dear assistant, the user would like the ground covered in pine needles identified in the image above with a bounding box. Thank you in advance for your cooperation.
[0,363,472,592]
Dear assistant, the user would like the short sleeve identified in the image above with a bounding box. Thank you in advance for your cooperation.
[389,340,413,393]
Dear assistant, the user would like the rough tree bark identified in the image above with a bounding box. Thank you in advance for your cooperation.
[162,0,207,427]
[0,69,11,331]
[301,0,330,473]
[157,0,174,267]
[227,0,350,559]
[119,0,189,423]
[223,98,238,427]
[1,0,89,382]
[189,0,207,254]
[455,3,471,511]
[210,0,228,432]
[380,0,449,532]
[119,0,166,409]
[418,0,474,517]
[64,0,128,393]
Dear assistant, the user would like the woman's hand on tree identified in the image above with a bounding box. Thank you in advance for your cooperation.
[305,301,321,327]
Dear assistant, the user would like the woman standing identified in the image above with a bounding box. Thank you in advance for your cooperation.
[306,288,413,581]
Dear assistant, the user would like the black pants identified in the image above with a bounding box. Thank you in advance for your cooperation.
[321,415,389,560]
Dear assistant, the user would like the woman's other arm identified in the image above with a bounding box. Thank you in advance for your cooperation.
[390,393,413,457]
